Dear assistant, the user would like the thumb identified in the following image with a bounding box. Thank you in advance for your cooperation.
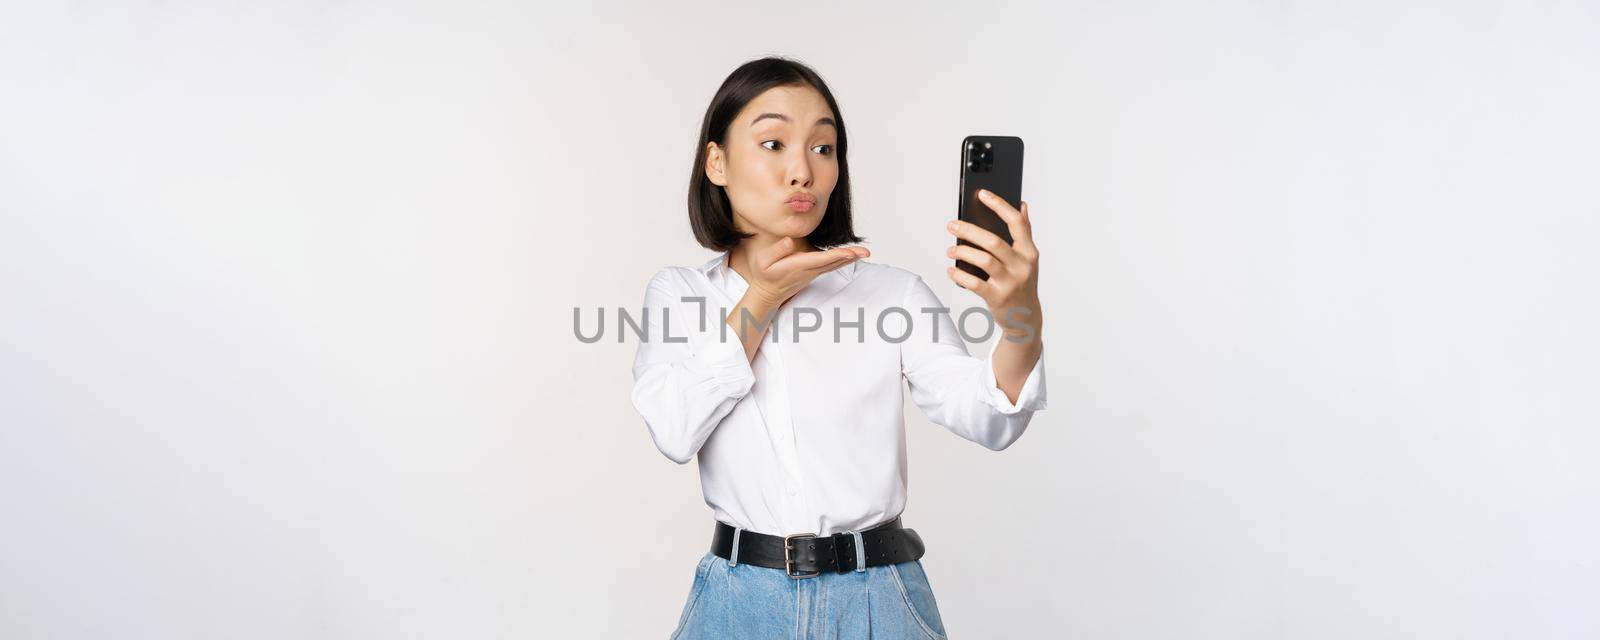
[758,236,798,269]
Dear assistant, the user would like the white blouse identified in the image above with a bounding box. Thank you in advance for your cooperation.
[630,251,1047,537]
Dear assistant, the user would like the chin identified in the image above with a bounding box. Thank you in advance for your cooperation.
[772,214,821,236]
[783,223,820,240]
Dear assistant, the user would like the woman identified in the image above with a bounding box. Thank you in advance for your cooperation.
[631,56,1047,640]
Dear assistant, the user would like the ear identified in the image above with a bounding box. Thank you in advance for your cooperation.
[704,141,727,187]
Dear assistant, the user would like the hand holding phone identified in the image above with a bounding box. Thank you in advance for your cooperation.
[947,134,1046,390]
[945,134,1042,326]
[954,135,1024,281]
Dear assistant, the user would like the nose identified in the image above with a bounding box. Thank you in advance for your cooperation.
[787,152,812,189]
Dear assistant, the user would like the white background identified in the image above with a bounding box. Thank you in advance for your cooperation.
[2,1,1597,638]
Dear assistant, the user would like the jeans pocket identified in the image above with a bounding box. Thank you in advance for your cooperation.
[670,552,716,640]
[888,560,948,640]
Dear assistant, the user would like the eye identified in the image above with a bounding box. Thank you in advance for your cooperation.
[762,140,835,156]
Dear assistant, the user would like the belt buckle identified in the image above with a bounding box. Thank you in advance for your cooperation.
[783,533,820,579]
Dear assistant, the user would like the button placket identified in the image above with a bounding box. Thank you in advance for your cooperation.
[722,261,810,526]
[763,327,807,505]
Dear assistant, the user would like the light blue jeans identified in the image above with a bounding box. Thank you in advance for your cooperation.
[669,549,950,639]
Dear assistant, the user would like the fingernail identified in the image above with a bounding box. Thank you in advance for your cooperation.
[977,189,989,199]
[947,221,959,231]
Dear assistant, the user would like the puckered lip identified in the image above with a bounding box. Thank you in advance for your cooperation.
[785,192,817,205]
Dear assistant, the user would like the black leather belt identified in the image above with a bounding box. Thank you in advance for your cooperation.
[710,516,926,578]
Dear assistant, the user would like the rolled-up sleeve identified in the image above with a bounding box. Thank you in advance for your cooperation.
[900,275,1047,451]
[629,268,756,464]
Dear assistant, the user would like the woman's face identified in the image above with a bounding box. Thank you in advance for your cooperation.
[705,84,839,246]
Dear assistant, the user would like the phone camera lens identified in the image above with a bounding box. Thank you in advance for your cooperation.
[967,140,995,173]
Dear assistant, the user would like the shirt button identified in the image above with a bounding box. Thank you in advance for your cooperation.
[787,486,797,496]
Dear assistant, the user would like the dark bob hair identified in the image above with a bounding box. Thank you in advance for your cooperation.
[687,56,865,252]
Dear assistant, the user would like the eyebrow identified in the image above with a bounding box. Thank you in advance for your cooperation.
[750,113,837,129]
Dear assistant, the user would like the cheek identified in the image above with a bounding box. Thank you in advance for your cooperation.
[814,164,840,202]
[724,159,774,196]
[731,159,787,195]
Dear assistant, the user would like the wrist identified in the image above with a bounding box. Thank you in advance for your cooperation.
[745,284,787,310]
[731,289,781,326]
[991,303,1042,342]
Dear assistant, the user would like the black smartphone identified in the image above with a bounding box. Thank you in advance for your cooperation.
[955,135,1024,281]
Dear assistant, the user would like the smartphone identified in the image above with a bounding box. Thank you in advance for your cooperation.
[956,135,1024,281]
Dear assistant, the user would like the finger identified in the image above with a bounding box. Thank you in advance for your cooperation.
[1011,201,1038,258]
[783,246,867,272]
[827,245,870,261]
[979,190,1037,257]
[947,219,1019,266]
[946,265,992,296]
[817,247,868,272]
[817,255,858,274]
[948,244,1007,280]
